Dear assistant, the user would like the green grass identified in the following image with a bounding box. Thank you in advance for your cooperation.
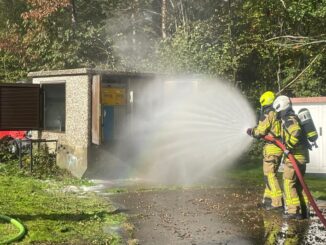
[226,162,264,185]
[0,161,125,244]
[305,174,326,200]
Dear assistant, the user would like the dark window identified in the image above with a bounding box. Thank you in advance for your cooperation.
[43,83,65,132]
[0,84,41,130]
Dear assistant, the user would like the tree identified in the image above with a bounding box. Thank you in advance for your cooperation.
[0,0,325,98]
[0,0,118,82]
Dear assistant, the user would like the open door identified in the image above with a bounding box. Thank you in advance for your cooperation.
[92,75,101,145]
[0,83,42,130]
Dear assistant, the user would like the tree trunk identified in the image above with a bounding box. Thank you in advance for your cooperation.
[179,0,186,27]
[161,0,167,39]
[228,0,236,84]
[132,0,139,50]
[276,18,284,93]
[70,0,77,29]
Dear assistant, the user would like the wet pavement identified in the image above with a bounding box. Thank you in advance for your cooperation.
[110,187,259,244]
[81,179,326,244]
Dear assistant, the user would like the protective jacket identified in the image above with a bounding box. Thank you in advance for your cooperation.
[252,106,282,156]
[280,111,309,164]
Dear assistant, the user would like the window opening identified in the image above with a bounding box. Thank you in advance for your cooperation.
[43,83,65,132]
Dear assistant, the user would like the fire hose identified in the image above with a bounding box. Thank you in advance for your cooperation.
[263,135,326,228]
[0,214,26,244]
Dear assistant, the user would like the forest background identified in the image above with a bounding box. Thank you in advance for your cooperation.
[0,0,325,105]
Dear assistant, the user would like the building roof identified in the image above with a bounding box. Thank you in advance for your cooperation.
[291,97,326,104]
[27,68,159,78]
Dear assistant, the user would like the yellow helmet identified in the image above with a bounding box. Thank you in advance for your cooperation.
[259,91,275,107]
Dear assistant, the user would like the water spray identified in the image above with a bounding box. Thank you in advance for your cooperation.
[263,135,326,228]
[123,78,256,184]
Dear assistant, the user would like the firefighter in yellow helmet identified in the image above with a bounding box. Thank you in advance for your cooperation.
[247,91,283,211]
[273,95,309,219]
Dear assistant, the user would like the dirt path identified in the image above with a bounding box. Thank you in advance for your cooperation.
[108,183,326,245]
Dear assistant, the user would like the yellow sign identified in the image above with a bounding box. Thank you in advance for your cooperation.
[102,87,126,105]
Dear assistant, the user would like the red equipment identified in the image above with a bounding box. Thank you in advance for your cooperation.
[263,135,326,228]
[0,131,29,158]
[0,131,27,140]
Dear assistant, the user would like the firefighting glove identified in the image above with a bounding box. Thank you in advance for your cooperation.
[246,128,253,137]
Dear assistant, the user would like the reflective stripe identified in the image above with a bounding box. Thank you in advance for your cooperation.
[284,179,290,203]
[294,155,305,160]
[284,179,300,206]
[289,135,299,146]
[288,124,300,133]
[286,197,300,205]
[264,145,283,155]
[307,131,317,137]
[303,194,308,204]
[268,173,282,198]
[265,149,283,155]
[273,122,281,137]
[264,188,272,199]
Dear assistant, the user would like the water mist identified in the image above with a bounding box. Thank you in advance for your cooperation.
[114,77,256,184]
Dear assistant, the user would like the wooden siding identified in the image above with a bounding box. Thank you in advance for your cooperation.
[91,75,101,145]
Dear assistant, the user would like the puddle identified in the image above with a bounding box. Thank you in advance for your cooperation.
[261,212,326,245]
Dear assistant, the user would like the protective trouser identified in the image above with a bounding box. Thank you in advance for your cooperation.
[283,159,309,216]
[263,154,283,207]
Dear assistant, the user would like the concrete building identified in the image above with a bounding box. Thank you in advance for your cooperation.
[28,68,165,177]
[28,68,202,178]
[292,97,326,173]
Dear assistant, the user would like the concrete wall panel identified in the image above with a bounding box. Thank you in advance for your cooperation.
[32,74,91,177]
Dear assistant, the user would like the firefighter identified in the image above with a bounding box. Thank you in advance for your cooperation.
[273,95,309,219]
[247,91,283,211]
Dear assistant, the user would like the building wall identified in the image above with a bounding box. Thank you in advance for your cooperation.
[32,74,91,177]
[29,69,162,179]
